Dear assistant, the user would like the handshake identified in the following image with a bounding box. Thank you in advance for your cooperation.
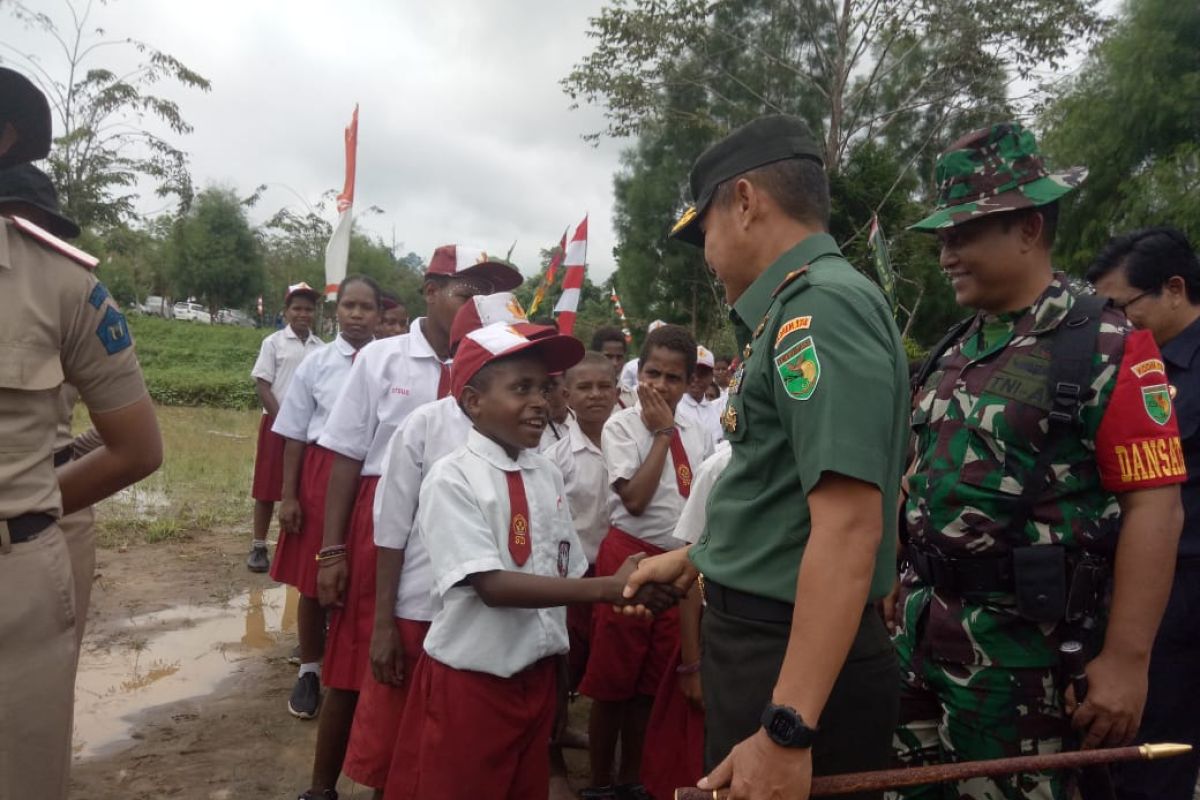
[603,549,700,617]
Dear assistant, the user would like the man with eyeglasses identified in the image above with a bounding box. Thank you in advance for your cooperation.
[1088,227,1200,800]
[893,123,1185,800]
[297,245,523,800]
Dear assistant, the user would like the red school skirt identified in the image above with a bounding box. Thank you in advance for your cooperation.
[342,618,431,789]
[269,444,336,598]
[383,654,558,800]
[578,527,680,702]
[322,475,380,691]
[639,641,705,800]
[251,413,286,502]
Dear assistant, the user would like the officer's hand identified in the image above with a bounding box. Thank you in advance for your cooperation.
[317,558,349,609]
[369,620,405,686]
[878,579,900,635]
[278,497,302,535]
[637,382,675,432]
[617,549,697,616]
[698,728,812,800]
[1069,650,1148,749]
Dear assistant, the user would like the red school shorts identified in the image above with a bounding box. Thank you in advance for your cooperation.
[251,413,286,502]
[322,475,380,691]
[384,653,558,800]
[343,617,431,789]
[269,444,336,598]
[577,527,680,702]
[639,640,705,800]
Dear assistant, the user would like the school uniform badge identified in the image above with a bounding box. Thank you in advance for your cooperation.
[1142,384,1172,425]
[557,541,570,577]
[774,336,820,400]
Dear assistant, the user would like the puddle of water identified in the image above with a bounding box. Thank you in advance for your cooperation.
[107,484,172,517]
[73,584,299,760]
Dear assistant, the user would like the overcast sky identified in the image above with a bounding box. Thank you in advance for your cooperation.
[4,0,630,280]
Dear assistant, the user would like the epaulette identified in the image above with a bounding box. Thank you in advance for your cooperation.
[770,265,809,299]
[9,215,99,270]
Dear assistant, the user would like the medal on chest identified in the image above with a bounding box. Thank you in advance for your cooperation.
[722,402,738,433]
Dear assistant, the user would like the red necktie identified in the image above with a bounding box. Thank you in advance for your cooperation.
[668,429,692,498]
[504,470,531,566]
[437,362,451,399]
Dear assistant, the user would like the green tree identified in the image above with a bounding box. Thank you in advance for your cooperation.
[1042,0,1200,272]
[566,0,1106,345]
[169,187,262,318]
[1,0,211,230]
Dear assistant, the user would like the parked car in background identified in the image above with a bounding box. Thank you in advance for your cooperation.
[173,301,212,324]
[216,308,256,328]
[141,295,173,318]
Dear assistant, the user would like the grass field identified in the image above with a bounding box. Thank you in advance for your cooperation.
[86,404,261,547]
[128,315,270,409]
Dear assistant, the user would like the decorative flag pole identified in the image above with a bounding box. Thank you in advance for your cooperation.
[553,215,588,335]
[528,228,568,316]
[868,213,897,314]
[610,286,632,343]
[324,104,359,300]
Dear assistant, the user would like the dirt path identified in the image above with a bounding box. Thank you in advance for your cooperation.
[69,528,592,800]
[69,528,328,799]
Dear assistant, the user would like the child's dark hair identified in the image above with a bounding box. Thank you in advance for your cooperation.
[590,326,627,352]
[566,351,615,384]
[337,273,382,309]
[639,324,697,378]
[715,353,733,366]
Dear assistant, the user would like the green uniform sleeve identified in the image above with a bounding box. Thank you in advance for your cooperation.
[771,284,900,494]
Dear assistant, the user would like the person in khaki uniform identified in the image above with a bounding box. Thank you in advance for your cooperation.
[0,162,107,649]
[0,68,163,800]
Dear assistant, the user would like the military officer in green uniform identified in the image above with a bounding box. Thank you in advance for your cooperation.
[622,115,910,799]
[893,123,1185,799]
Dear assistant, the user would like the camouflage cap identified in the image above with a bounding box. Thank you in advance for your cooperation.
[909,122,1086,232]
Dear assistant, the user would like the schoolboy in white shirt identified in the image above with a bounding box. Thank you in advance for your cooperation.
[383,323,672,800]
[578,324,715,800]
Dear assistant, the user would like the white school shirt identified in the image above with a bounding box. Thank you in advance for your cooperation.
[673,440,731,546]
[546,417,609,563]
[619,358,640,390]
[317,318,447,476]
[602,405,715,550]
[251,324,324,411]
[373,396,472,621]
[418,429,587,678]
[538,408,575,453]
[272,335,365,443]
[676,392,725,449]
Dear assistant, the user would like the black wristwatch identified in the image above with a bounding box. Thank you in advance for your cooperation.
[760,703,817,748]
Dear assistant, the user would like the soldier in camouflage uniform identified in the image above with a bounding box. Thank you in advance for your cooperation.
[891,123,1186,800]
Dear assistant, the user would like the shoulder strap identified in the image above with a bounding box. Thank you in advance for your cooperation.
[912,315,975,395]
[1006,292,1108,544]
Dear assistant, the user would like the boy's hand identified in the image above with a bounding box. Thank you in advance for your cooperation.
[638,382,675,432]
[278,497,302,535]
[617,548,698,616]
[370,621,406,686]
[607,553,647,604]
[679,670,704,710]
[317,559,348,608]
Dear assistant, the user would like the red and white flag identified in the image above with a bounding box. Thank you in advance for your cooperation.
[324,105,359,300]
[610,287,632,343]
[528,228,568,316]
[553,215,587,335]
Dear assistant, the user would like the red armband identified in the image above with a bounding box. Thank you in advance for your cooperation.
[1095,329,1186,491]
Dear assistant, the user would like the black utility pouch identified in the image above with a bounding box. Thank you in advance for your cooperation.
[1012,546,1067,623]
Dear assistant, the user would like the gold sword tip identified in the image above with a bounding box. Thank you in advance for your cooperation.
[1141,743,1193,760]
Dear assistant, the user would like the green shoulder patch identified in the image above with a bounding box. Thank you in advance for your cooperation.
[774,336,820,400]
[1142,384,1172,426]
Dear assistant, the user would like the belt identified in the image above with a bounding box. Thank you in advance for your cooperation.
[1,512,55,548]
[702,577,794,624]
[53,445,73,468]
[910,546,1013,595]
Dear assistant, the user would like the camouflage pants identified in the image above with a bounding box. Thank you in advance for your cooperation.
[888,602,1068,800]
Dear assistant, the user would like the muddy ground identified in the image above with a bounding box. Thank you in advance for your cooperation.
[68,528,590,799]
